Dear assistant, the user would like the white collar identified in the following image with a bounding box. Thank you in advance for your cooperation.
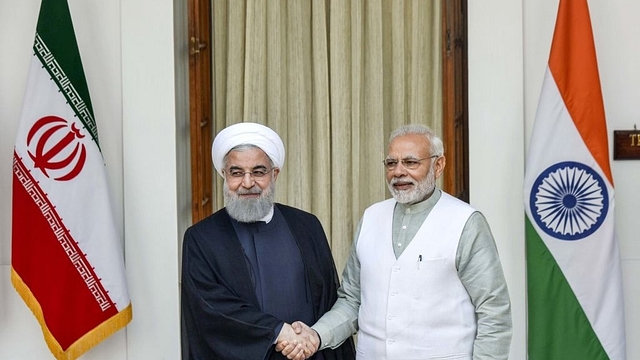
[259,206,275,223]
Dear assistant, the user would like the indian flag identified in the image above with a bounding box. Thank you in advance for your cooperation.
[11,1,132,359]
[524,0,626,359]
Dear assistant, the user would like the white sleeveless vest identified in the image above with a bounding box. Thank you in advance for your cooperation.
[356,193,477,360]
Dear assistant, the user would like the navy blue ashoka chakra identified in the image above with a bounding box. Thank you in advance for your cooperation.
[529,161,608,241]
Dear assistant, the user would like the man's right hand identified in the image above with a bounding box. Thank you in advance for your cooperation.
[276,321,320,360]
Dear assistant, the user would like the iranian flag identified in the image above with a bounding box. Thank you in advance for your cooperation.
[524,0,626,359]
[11,1,132,359]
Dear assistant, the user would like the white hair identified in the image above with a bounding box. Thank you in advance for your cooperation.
[389,124,444,157]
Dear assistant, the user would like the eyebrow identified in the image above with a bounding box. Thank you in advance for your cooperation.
[228,165,268,171]
[385,156,422,160]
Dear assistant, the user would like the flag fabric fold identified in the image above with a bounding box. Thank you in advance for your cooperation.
[11,1,132,359]
[524,0,626,359]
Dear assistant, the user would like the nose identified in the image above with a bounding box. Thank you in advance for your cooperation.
[392,163,408,177]
[240,173,256,188]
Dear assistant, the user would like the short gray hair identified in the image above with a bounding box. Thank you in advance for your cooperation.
[389,124,444,157]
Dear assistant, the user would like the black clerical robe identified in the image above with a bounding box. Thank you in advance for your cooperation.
[181,203,356,360]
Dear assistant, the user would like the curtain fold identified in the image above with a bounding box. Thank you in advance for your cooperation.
[212,0,441,271]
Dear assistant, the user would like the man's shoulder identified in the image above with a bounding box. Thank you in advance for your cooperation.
[275,203,315,219]
[364,198,396,212]
[187,207,230,232]
[438,191,478,212]
[182,208,233,252]
[275,204,325,235]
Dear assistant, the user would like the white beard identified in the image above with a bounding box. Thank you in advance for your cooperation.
[223,178,276,223]
[387,163,436,205]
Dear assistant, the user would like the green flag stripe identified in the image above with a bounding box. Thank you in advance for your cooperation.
[34,0,100,150]
[526,216,608,360]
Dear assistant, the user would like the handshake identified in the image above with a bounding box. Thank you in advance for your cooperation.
[275,321,320,360]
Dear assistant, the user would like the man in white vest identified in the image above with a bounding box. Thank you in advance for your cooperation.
[278,124,512,360]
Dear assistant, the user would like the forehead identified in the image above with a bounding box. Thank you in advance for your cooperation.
[225,147,271,167]
[387,134,430,157]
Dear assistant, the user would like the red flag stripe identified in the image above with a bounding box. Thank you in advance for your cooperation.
[12,153,117,350]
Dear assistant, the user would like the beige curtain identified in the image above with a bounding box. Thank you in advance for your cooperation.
[212,0,441,271]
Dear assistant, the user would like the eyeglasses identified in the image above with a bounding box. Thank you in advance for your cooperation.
[382,155,439,170]
[224,167,275,179]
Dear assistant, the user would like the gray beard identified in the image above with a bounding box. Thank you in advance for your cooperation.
[387,163,436,205]
[223,179,276,223]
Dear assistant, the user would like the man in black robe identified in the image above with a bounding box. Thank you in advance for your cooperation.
[181,122,355,360]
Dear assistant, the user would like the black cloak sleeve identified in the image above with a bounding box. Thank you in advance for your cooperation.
[181,205,355,360]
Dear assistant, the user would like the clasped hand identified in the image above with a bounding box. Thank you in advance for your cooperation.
[276,321,319,360]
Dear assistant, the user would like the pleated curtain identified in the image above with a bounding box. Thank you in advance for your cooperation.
[211,0,441,271]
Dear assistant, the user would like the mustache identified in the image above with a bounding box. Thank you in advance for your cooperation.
[236,187,262,195]
[389,177,416,186]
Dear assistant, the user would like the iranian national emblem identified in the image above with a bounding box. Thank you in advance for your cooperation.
[26,115,87,181]
[529,161,608,241]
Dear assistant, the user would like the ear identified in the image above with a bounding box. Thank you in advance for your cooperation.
[272,167,280,181]
[434,156,446,179]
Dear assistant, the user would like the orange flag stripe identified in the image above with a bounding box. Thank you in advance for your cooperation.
[548,0,613,186]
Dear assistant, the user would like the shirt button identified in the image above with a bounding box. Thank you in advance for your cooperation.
[402,225,407,229]
[388,339,394,344]
[390,291,397,296]
[397,243,402,247]
[387,315,393,320]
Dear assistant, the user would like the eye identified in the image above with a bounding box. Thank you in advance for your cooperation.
[403,160,420,168]
[252,169,268,177]
[384,159,398,168]
[229,170,244,177]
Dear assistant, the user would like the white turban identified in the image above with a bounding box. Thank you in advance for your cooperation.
[211,122,285,176]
